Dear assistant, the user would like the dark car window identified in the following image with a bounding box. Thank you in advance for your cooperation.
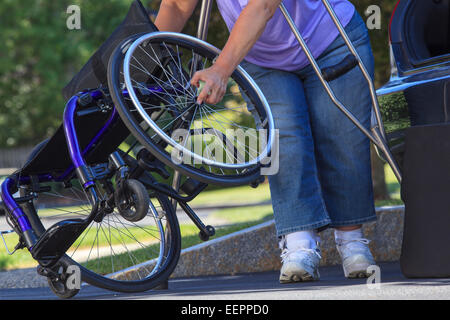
[423,0,450,57]
[391,0,450,71]
[407,0,450,60]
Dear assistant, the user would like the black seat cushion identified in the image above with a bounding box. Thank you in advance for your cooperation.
[17,109,130,178]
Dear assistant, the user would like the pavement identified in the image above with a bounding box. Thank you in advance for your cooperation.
[0,200,271,231]
[1,262,450,300]
[1,202,449,301]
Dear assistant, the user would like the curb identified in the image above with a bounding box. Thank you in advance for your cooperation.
[118,205,405,280]
[0,205,404,288]
[177,200,272,212]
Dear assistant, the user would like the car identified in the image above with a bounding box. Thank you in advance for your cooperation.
[376,0,450,170]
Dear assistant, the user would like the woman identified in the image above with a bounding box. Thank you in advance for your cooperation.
[155,0,377,282]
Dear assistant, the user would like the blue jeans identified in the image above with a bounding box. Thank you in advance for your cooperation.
[241,12,377,237]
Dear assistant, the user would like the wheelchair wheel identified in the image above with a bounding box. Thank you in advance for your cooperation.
[108,32,275,186]
[26,180,181,294]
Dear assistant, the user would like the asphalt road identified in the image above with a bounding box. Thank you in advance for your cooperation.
[1,262,449,301]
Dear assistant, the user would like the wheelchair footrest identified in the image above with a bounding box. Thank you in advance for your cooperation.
[1,230,18,255]
[31,219,87,266]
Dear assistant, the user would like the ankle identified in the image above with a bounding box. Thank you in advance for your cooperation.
[335,225,362,232]
[284,230,320,250]
[334,227,363,243]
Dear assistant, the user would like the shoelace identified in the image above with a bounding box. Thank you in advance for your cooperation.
[280,247,322,264]
[278,236,322,263]
[336,238,371,247]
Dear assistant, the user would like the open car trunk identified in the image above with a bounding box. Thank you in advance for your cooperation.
[390,0,450,73]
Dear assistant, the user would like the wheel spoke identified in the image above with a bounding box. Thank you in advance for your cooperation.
[35,181,174,284]
[112,32,273,186]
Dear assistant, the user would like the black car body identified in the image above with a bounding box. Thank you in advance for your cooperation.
[377,0,450,169]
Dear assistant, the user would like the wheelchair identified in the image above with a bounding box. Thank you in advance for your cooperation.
[0,0,275,298]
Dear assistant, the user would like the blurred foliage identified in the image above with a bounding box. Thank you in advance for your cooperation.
[379,92,410,134]
[353,0,398,87]
[0,0,140,148]
[379,93,409,121]
[0,0,398,148]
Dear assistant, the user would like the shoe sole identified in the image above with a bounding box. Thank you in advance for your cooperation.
[344,263,372,279]
[342,259,375,279]
[346,270,370,279]
[279,271,318,284]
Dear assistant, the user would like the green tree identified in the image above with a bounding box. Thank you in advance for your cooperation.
[0,0,397,149]
[0,0,136,148]
[353,0,398,200]
[353,0,398,88]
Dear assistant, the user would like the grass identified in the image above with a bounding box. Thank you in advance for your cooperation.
[375,164,403,207]
[0,208,273,272]
[189,182,271,207]
[0,234,37,270]
[190,164,402,209]
[210,205,274,225]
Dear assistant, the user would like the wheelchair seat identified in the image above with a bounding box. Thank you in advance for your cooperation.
[17,106,130,178]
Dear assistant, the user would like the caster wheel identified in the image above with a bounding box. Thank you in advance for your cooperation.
[46,265,80,299]
[115,179,150,222]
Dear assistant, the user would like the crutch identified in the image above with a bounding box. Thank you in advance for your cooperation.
[279,0,402,183]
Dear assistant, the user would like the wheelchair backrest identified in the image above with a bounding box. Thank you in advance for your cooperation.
[17,1,160,178]
[62,0,159,101]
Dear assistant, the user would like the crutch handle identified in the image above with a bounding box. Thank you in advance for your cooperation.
[321,54,359,82]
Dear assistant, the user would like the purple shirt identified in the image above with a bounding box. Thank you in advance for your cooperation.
[216,0,355,71]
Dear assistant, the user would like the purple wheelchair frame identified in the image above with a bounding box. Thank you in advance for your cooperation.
[1,91,113,247]
[0,86,162,248]
[0,75,211,264]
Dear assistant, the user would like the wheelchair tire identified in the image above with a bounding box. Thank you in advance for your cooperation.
[26,181,181,295]
[71,193,181,294]
[108,32,275,187]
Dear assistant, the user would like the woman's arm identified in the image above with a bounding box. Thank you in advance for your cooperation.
[154,0,199,32]
[191,0,282,104]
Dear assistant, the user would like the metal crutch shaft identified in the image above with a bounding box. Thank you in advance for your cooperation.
[278,1,402,183]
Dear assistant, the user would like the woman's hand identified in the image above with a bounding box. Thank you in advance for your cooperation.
[190,64,229,105]
[190,0,281,105]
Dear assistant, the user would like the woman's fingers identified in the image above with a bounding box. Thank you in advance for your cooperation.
[190,67,228,105]
[197,81,212,104]
[208,85,226,105]
[190,70,208,104]
[190,71,202,89]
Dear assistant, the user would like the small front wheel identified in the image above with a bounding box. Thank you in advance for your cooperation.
[115,179,150,222]
[45,264,80,299]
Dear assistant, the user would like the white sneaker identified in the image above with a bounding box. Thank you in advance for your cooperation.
[336,238,376,278]
[279,238,321,283]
